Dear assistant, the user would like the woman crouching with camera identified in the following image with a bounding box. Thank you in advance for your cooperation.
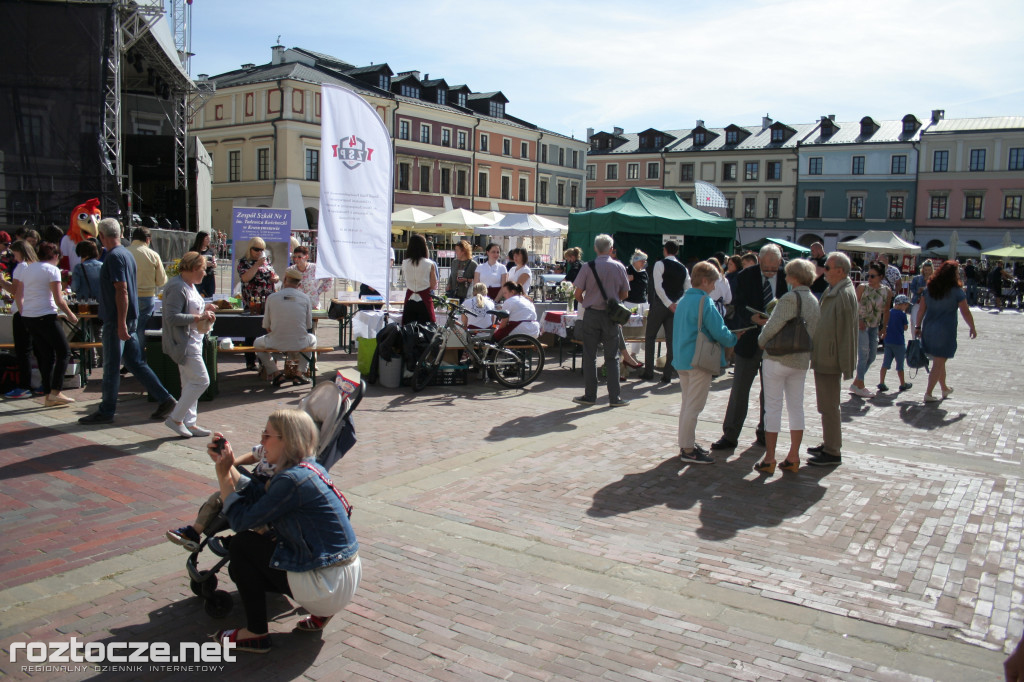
[210,409,360,653]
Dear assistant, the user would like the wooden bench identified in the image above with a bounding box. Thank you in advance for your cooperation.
[217,345,335,386]
[0,341,103,382]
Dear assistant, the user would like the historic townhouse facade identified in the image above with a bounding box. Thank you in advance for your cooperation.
[584,127,667,208]
[915,114,1024,250]
[192,45,587,237]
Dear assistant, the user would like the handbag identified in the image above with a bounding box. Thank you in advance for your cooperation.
[692,293,723,376]
[587,262,631,325]
[764,292,813,356]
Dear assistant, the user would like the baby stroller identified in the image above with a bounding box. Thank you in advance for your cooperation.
[184,378,365,618]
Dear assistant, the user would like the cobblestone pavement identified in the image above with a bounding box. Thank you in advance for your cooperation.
[0,308,1020,680]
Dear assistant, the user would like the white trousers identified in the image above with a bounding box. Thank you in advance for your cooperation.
[761,357,807,433]
[676,368,713,449]
[255,333,317,374]
[171,350,209,427]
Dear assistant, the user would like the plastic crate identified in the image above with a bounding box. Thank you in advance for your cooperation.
[433,364,468,386]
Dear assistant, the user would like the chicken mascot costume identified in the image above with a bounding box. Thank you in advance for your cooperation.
[60,198,102,271]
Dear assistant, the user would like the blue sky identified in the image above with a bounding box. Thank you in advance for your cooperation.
[189,0,1024,138]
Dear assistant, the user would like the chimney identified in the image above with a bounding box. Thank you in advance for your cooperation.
[424,73,429,81]
[241,63,255,70]
[586,127,594,140]
[762,114,773,129]
[271,44,285,65]
[932,109,945,123]
[613,126,624,135]
[828,114,836,121]
[696,119,704,128]
[196,74,209,81]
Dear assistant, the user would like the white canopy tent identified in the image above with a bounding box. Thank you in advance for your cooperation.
[415,207,493,234]
[839,231,921,255]
[391,207,433,227]
[473,213,566,237]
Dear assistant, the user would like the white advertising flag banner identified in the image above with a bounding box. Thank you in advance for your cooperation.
[316,84,394,296]
[693,180,728,208]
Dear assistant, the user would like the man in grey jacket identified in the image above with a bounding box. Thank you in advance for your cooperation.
[807,251,859,466]
[255,268,317,386]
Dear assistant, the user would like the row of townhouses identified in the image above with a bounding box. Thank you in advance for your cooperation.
[192,45,589,237]
[586,113,1024,251]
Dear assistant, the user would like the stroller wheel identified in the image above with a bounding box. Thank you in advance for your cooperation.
[189,579,202,597]
[205,591,233,619]
[200,573,219,598]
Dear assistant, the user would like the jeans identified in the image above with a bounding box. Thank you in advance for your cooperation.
[135,296,155,352]
[882,342,906,371]
[761,357,807,433]
[580,307,621,402]
[856,326,878,382]
[170,349,209,426]
[965,280,978,306]
[99,320,172,416]
[22,314,70,394]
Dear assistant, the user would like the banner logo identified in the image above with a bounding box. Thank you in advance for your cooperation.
[332,134,374,169]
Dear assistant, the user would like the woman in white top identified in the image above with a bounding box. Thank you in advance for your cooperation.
[461,283,496,330]
[401,234,438,325]
[494,281,539,342]
[1,241,37,398]
[473,242,507,300]
[710,258,733,316]
[14,241,78,407]
[505,248,532,299]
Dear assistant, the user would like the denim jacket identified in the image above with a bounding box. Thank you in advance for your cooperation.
[223,461,358,572]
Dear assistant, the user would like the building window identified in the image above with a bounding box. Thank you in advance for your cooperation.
[726,130,738,144]
[420,124,430,144]
[852,156,865,175]
[256,148,269,180]
[606,164,618,180]
[436,89,446,106]
[743,197,756,218]
[419,164,430,193]
[726,198,735,218]
[572,150,579,168]
[441,129,451,147]
[723,163,737,181]
[555,148,562,166]
[808,157,823,175]
[457,131,467,150]
[933,150,948,172]
[586,197,595,210]
[969,149,986,171]
[929,196,947,219]
[541,145,548,163]
[503,138,511,156]
[1009,148,1024,171]
[744,161,759,181]
[627,163,639,180]
[766,197,779,218]
[521,142,529,159]
[571,184,578,207]
[441,168,451,194]
[1005,195,1022,219]
[849,196,864,219]
[519,177,527,201]
[480,134,488,152]
[398,163,410,190]
[488,101,504,118]
[501,175,510,200]
[399,120,410,140]
[228,150,240,182]
[606,196,616,205]
[647,162,660,179]
[965,195,983,219]
[557,183,565,206]
[539,180,548,204]
[456,169,467,195]
[891,155,907,174]
[771,128,784,142]
[456,92,466,108]
[694,132,706,146]
[478,171,488,197]
[379,75,390,90]
[889,196,905,219]
[766,161,782,180]
[680,163,694,181]
[586,165,596,181]
[304,149,318,181]
[400,84,419,98]
[806,195,821,218]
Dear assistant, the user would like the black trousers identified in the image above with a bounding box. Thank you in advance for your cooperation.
[22,314,69,394]
[11,312,33,390]
[644,304,674,379]
[228,531,292,635]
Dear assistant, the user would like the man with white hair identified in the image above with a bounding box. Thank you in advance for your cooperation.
[79,218,175,425]
[806,251,858,466]
[572,234,631,407]
[712,243,788,450]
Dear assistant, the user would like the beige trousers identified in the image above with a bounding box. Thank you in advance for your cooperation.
[813,371,842,457]
[677,368,713,450]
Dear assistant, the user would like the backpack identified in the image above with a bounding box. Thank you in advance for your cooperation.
[906,338,930,374]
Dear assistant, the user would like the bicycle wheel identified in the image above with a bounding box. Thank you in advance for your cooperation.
[489,334,545,389]
[411,335,445,391]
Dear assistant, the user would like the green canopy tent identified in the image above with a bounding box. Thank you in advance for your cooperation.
[740,237,811,259]
[567,188,736,264]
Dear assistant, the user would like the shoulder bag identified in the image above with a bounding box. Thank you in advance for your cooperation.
[587,262,631,325]
[764,292,813,356]
[692,293,724,376]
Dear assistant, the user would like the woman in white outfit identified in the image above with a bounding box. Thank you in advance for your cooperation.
[473,243,508,301]
[162,252,218,438]
[505,248,532,299]
[461,282,496,330]
[494,281,539,342]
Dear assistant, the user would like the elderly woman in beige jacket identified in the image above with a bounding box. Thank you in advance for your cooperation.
[751,259,820,474]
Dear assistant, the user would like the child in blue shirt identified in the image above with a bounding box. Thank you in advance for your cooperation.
[878,294,912,392]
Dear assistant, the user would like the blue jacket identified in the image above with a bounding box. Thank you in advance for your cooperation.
[671,288,738,371]
[71,259,102,300]
[223,461,358,572]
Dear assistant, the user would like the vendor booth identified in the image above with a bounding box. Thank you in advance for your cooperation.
[740,237,810,259]
[838,231,921,255]
[567,188,735,263]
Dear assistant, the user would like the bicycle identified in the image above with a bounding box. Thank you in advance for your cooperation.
[411,296,545,391]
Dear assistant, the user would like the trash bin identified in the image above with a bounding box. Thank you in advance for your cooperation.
[378,356,402,388]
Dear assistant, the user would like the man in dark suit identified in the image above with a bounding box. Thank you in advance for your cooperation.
[641,241,690,383]
[712,244,787,450]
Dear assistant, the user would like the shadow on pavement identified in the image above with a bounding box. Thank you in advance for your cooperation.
[896,401,966,430]
[587,455,832,541]
[0,424,166,479]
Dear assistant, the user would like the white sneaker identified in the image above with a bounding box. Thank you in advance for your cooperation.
[941,387,954,399]
[165,418,192,438]
[849,385,874,398]
[924,394,941,403]
[187,425,211,437]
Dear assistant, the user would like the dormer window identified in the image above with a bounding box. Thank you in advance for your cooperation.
[654,136,663,148]
[694,132,706,146]
[726,130,738,144]
[640,136,650,148]
[400,84,419,98]
[903,120,914,134]
[437,88,447,105]
[456,92,467,108]
[901,115,920,135]
[860,117,879,138]
[489,101,504,118]
[379,75,390,89]
[771,128,784,142]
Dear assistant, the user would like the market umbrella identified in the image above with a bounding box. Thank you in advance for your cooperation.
[982,244,1024,259]
[416,208,492,234]
[479,211,505,224]
[474,213,565,237]
[948,231,959,260]
[837,230,921,255]
[391,207,433,227]
[1004,231,1013,248]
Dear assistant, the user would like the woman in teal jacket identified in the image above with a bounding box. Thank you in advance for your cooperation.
[672,261,743,464]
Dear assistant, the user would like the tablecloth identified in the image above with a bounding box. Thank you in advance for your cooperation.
[541,311,644,338]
